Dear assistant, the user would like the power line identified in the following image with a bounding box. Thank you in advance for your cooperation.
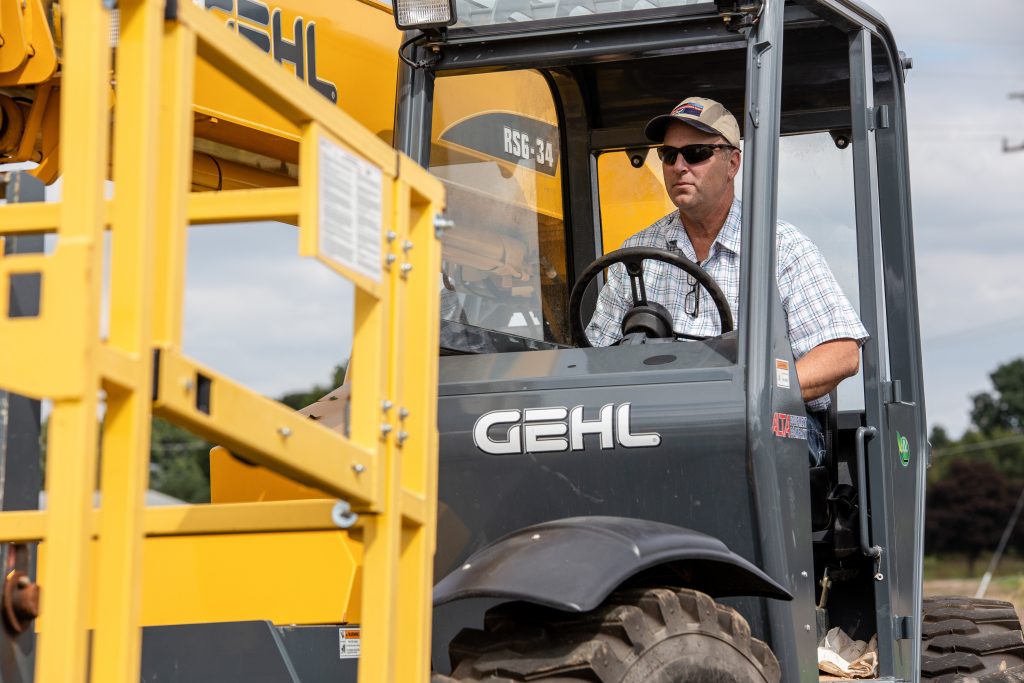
[976,483,1024,599]
[933,434,1024,458]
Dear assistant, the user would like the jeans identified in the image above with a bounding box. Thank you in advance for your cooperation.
[807,409,827,467]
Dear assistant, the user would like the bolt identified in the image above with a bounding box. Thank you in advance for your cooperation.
[402,240,413,252]
[397,431,408,446]
[386,230,397,242]
[352,464,366,474]
[800,571,808,578]
[400,263,413,278]
[804,624,811,632]
[462,563,472,570]
[434,215,454,238]
[381,424,392,436]
[183,378,194,392]
[277,427,292,438]
[385,253,397,265]
[531,534,540,540]
[382,400,393,411]
[399,407,409,420]
[331,501,358,529]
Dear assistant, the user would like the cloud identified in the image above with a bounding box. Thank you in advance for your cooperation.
[866,0,1024,434]
[182,222,354,398]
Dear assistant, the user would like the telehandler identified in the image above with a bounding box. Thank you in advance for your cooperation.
[387,0,1024,680]
[0,0,1019,681]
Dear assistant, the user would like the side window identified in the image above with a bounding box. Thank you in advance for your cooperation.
[596,151,675,253]
[430,70,571,347]
[777,133,865,411]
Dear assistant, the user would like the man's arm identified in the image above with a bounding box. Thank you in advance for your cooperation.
[795,338,860,403]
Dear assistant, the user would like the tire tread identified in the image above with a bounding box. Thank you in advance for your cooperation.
[442,587,779,682]
[922,596,1024,682]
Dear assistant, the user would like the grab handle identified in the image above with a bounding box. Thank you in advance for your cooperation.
[855,426,882,576]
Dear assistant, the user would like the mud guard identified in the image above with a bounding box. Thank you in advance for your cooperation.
[433,516,792,612]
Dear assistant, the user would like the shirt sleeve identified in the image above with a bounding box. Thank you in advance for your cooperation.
[777,227,869,359]
[585,262,631,346]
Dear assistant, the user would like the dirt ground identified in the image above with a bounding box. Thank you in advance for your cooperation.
[924,578,1024,621]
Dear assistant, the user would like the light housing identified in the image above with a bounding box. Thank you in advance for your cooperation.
[393,0,457,30]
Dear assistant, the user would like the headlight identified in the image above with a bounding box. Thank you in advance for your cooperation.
[393,0,457,31]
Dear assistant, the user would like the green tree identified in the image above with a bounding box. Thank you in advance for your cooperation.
[149,417,212,503]
[278,364,347,410]
[146,363,347,502]
[970,358,1024,435]
[929,425,951,451]
[925,459,1016,576]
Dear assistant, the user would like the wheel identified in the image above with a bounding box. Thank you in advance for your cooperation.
[568,246,734,346]
[921,595,1024,682]
[436,586,780,682]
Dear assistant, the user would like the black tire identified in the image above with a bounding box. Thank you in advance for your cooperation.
[921,595,1024,682]
[436,587,780,682]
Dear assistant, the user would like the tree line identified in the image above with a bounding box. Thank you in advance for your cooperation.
[925,358,1024,575]
[147,363,347,503]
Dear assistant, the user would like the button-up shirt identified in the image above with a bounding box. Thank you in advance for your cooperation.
[585,198,868,411]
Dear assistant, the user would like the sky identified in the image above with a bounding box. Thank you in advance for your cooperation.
[863,0,1024,436]
[171,0,1024,439]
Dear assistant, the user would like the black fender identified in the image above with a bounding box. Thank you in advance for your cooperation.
[433,516,792,612]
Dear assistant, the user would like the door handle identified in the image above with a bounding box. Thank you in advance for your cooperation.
[856,425,883,579]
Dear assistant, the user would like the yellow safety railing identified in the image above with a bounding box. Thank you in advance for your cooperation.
[0,0,443,682]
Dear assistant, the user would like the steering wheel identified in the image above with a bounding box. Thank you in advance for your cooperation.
[569,246,735,347]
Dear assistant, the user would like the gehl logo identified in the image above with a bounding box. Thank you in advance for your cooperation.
[472,404,662,455]
[203,0,339,103]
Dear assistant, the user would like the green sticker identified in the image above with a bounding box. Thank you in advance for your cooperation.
[896,432,910,467]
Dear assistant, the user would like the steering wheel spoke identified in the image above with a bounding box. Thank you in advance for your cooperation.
[624,259,649,306]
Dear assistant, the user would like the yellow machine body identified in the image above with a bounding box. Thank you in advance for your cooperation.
[0,1,444,681]
[0,0,673,676]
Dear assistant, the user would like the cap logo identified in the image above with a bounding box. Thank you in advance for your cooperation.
[674,102,705,117]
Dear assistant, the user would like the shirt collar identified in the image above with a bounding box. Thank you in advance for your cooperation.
[664,197,742,259]
[715,197,742,256]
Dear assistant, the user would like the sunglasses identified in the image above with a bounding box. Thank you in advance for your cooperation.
[656,143,735,166]
[684,271,700,318]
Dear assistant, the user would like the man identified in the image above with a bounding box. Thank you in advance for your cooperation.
[586,97,868,465]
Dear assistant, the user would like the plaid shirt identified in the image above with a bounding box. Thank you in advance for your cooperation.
[586,198,868,410]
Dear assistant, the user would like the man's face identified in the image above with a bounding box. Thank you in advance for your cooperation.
[660,121,740,213]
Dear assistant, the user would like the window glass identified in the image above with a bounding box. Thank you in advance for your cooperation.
[452,0,710,30]
[597,150,675,253]
[777,133,865,410]
[430,70,571,348]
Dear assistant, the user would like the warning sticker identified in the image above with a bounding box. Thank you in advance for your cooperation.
[317,136,383,283]
[775,359,791,389]
[772,412,808,440]
[339,627,361,659]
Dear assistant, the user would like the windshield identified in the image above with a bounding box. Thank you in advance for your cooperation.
[431,70,572,351]
[452,0,710,30]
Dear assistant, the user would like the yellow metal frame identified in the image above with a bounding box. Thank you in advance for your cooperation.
[0,1,443,681]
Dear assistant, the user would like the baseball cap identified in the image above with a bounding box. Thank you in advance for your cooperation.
[644,97,741,148]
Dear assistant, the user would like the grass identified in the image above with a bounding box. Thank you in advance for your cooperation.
[924,553,1024,580]
[924,555,1024,619]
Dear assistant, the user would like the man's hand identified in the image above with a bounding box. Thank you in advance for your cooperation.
[795,338,861,402]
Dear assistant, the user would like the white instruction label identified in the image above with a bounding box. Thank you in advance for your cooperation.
[775,359,791,389]
[317,136,383,283]
[339,627,361,659]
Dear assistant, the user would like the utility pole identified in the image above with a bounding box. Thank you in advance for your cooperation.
[1005,92,1024,153]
